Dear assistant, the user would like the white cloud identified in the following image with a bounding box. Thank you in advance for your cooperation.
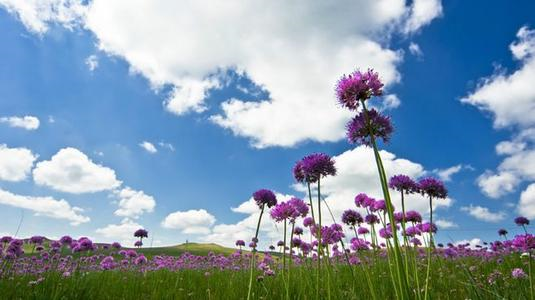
[519,183,535,219]
[433,164,468,182]
[139,141,157,154]
[158,141,175,151]
[113,187,156,219]
[1,0,442,148]
[85,54,98,71]
[0,0,87,34]
[33,147,122,193]
[435,219,458,229]
[162,209,216,235]
[0,115,40,130]
[0,188,89,225]
[460,205,506,223]
[463,27,535,201]
[0,144,37,182]
[455,238,483,249]
[408,42,423,58]
[95,218,143,245]
[403,0,443,34]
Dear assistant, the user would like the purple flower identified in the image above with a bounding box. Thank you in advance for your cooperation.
[111,242,121,249]
[277,240,284,247]
[404,226,421,237]
[235,240,245,247]
[379,227,393,239]
[350,238,369,251]
[410,238,422,246]
[357,227,370,235]
[288,197,309,219]
[371,199,388,212]
[291,238,302,248]
[418,222,437,234]
[134,240,143,247]
[134,229,148,238]
[418,177,448,199]
[341,210,363,227]
[314,224,345,245]
[405,211,423,223]
[134,255,147,265]
[389,175,419,194]
[335,69,384,110]
[303,217,315,227]
[498,229,508,237]
[59,235,73,245]
[346,109,393,146]
[511,234,535,250]
[100,256,115,270]
[514,216,530,226]
[253,189,277,208]
[512,268,527,279]
[0,236,13,244]
[293,227,304,235]
[296,153,337,183]
[29,236,45,245]
[355,193,376,208]
[365,214,380,224]
[270,199,307,223]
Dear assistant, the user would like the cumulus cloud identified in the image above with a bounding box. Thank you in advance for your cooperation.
[0,115,40,130]
[0,188,89,225]
[139,141,157,154]
[519,183,535,219]
[95,218,143,245]
[0,144,37,182]
[162,209,216,235]
[454,238,483,249]
[463,27,535,199]
[113,187,156,219]
[33,147,122,193]
[0,0,87,34]
[460,205,506,223]
[435,219,458,229]
[1,0,442,148]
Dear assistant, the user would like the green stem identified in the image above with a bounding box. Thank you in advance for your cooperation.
[316,177,322,300]
[246,204,265,300]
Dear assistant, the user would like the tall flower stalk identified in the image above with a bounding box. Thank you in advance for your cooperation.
[293,153,336,298]
[246,189,277,300]
[337,68,410,299]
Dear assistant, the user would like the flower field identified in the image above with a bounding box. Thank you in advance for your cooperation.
[0,69,533,299]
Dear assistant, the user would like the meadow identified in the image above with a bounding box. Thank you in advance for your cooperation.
[1,69,533,299]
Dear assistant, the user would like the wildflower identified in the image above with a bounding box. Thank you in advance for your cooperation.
[293,227,304,235]
[335,68,383,110]
[511,268,527,279]
[29,236,45,245]
[389,175,419,194]
[498,229,508,237]
[111,242,121,249]
[405,211,423,223]
[418,177,448,199]
[357,227,370,235]
[59,235,73,245]
[365,214,380,224]
[134,255,147,265]
[100,256,115,270]
[350,238,369,251]
[303,217,315,227]
[346,109,393,146]
[252,189,277,208]
[297,153,336,183]
[341,209,363,227]
[514,216,530,226]
[270,201,298,222]
[287,197,309,220]
[134,229,149,239]
[235,240,245,247]
[134,241,143,247]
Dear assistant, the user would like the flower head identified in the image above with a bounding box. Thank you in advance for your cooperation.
[336,69,383,110]
[253,189,277,208]
[346,109,393,146]
[288,197,309,219]
[303,217,315,227]
[134,240,143,247]
[514,216,530,226]
[498,229,508,236]
[134,229,148,238]
[357,227,370,235]
[296,153,336,183]
[293,227,304,235]
[389,175,419,193]
[29,236,45,245]
[405,211,423,223]
[355,193,375,208]
[512,268,527,279]
[235,240,245,247]
[341,209,363,227]
[418,177,448,199]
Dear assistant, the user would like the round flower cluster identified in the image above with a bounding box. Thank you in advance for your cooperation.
[293,153,336,183]
[252,189,277,208]
[346,108,393,146]
[336,69,384,110]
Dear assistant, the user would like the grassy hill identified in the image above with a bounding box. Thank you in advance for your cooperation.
[135,242,238,257]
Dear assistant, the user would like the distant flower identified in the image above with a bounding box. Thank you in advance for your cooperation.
[235,240,245,247]
[111,242,121,249]
[418,222,437,234]
[341,210,363,227]
[296,153,336,183]
[303,217,315,227]
[336,69,383,110]
[405,211,423,223]
[379,227,393,239]
[288,197,309,220]
[514,216,530,226]
[389,175,419,194]
[418,177,448,199]
[371,199,388,212]
[355,193,376,208]
[59,235,73,245]
[511,268,527,279]
[404,226,421,237]
[134,240,143,247]
[29,236,45,245]
[410,238,422,246]
[365,214,380,224]
[346,109,393,146]
[277,240,284,247]
[271,199,307,223]
[0,236,12,243]
[498,229,508,237]
[350,238,369,251]
[293,227,304,235]
[134,229,148,238]
[269,245,275,251]
[252,189,277,208]
[134,255,147,265]
[357,227,370,235]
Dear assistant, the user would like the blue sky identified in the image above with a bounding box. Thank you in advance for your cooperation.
[0,0,534,247]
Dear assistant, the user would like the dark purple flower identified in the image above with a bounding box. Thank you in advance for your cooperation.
[365,214,380,224]
[418,177,448,199]
[235,240,245,247]
[371,199,389,212]
[355,193,376,208]
[296,153,336,183]
[350,238,369,251]
[404,226,421,237]
[498,229,508,237]
[253,189,277,208]
[59,235,73,245]
[111,242,121,249]
[288,197,309,219]
[379,227,393,239]
[336,69,384,110]
[277,240,284,247]
[405,211,422,223]
[134,255,147,265]
[514,216,530,226]
[357,227,369,235]
[0,236,13,244]
[512,268,527,279]
[134,240,143,247]
[29,236,45,245]
[418,222,437,234]
[389,175,419,194]
[303,217,315,227]
[134,229,148,238]
[293,227,304,235]
[346,109,393,146]
[341,210,363,227]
